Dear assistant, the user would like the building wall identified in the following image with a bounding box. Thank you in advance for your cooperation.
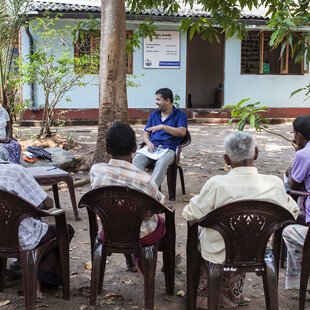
[224,35,310,107]
[21,19,187,109]
[21,18,310,115]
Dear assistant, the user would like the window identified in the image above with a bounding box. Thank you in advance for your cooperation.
[241,31,304,75]
[74,30,133,75]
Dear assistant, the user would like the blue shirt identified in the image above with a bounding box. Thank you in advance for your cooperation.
[144,107,188,151]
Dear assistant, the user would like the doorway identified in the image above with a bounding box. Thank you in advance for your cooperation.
[186,33,224,109]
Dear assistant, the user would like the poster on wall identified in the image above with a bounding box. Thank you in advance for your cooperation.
[143,31,180,69]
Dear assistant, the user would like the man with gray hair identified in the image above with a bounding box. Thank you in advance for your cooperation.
[182,131,298,309]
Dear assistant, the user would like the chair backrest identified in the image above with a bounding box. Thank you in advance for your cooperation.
[175,130,191,160]
[78,186,168,253]
[192,200,295,268]
[182,130,191,147]
[0,189,49,254]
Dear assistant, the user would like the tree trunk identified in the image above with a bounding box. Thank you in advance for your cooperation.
[39,97,52,137]
[94,0,128,164]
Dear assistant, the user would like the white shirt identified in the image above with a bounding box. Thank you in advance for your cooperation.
[0,106,9,139]
[182,167,299,264]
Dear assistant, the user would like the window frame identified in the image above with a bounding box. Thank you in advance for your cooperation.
[74,29,134,75]
[241,31,305,76]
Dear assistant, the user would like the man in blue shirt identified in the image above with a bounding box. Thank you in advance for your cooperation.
[133,88,188,186]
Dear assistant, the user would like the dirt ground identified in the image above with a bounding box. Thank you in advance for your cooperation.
[1,122,308,310]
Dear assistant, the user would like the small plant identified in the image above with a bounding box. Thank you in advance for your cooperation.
[173,93,181,109]
[224,98,269,131]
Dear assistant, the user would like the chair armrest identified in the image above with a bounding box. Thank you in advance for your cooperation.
[46,208,66,216]
[288,190,310,196]
[165,205,175,213]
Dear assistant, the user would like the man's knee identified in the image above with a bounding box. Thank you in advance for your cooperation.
[133,154,148,169]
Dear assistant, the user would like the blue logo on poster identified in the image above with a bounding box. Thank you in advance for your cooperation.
[145,59,152,66]
[159,61,180,67]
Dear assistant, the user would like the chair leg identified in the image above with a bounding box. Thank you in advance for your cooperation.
[141,246,158,310]
[262,262,278,310]
[20,251,37,310]
[163,212,175,295]
[64,176,81,221]
[90,244,104,308]
[98,252,107,293]
[167,165,177,201]
[52,184,61,209]
[0,257,7,292]
[299,251,310,310]
[58,247,70,300]
[178,166,186,195]
[186,253,201,310]
[208,262,223,310]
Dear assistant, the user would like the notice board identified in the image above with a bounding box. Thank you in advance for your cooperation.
[143,31,180,69]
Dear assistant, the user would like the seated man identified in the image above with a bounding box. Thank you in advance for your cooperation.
[0,153,74,288]
[133,88,187,186]
[283,115,310,291]
[90,122,165,272]
[182,131,299,309]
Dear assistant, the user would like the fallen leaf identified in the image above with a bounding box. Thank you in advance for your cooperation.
[79,305,88,310]
[100,293,124,305]
[0,300,10,307]
[176,290,185,297]
[84,261,92,270]
[71,256,80,260]
[77,241,89,245]
[124,280,132,285]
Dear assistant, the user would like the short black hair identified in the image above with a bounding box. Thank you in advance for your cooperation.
[106,122,137,156]
[293,116,310,140]
[155,88,173,103]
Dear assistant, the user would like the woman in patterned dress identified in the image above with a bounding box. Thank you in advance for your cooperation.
[0,103,21,164]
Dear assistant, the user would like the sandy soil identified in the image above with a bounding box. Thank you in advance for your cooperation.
[1,123,308,310]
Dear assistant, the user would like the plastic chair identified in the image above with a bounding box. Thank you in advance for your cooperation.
[280,190,309,269]
[186,200,295,310]
[0,189,70,310]
[286,190,310,310]
[78,186,176,310]
[141,130,191,201]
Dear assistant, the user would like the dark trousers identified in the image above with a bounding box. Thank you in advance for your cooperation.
[37,224,74,286]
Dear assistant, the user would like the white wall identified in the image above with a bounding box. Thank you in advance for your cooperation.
[224,35,310,107]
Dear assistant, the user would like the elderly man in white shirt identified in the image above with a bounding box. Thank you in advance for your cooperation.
[182,131,299,309]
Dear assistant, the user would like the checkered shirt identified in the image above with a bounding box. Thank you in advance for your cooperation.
[0,164,48,250]
[90,159,165,238]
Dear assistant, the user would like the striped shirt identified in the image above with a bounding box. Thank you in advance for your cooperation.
[90,159,165,238]
[0,163,48,250]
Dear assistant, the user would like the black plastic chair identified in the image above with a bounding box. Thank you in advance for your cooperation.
[0,189,70,310]
[186,200,295,310]
[78,186,176,310]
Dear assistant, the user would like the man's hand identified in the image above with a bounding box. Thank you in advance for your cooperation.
[0,137,10,143]
[42,196,54,210]
[146,141,155,153]
[147,125,165,133]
